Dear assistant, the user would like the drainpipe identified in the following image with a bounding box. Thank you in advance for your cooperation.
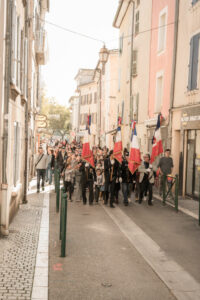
[169,0,179,148]
[1,0,12,236]
[129,0,135,124]
[23,1,29,204]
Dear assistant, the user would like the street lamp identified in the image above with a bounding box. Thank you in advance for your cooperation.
[99,45,109,75]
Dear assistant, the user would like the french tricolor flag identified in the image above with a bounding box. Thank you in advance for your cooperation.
[150,113,163,163]
[82,116,94,168]
[128,122,141,174]
[113,117,123,164]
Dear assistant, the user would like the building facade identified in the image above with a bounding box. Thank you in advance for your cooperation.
[75,69,98,146]
[172,0,200,198]
[0,0,49,236]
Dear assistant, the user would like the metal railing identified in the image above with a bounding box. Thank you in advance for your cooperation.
[161,174,179,212]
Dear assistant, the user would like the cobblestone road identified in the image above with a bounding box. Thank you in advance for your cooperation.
[0,192,43,300]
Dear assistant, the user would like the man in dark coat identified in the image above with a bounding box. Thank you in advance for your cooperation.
[79,161,95,205]
[104,150,121,208]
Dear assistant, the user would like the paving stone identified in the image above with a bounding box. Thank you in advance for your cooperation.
[0,190,44,300]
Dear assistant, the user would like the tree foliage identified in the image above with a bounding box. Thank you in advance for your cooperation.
[40,93,71,138]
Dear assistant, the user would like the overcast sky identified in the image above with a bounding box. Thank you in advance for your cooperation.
[42,0,119,106]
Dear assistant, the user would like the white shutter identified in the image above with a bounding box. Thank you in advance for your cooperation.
[11,1,17,85]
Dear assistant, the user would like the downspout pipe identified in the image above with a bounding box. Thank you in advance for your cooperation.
[1,0,12,236]
[23,1,29,204]
[169,0,179,147]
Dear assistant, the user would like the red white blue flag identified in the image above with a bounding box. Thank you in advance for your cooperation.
[82,115,94,167]
[128,121,141,174]
[113,117,123,164]
[150,113,163,163]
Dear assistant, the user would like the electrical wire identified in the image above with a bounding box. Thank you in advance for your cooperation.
[37,16,105,44]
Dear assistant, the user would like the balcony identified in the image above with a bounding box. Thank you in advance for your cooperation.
[35,30,48,65]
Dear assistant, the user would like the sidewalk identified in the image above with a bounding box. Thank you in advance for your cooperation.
[153,191,199,220]
[0,179,48,300]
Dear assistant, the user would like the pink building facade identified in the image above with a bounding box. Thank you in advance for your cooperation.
[147,0,176,150]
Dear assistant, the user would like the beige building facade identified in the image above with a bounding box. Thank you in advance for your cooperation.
[0,0,49,235]
[172,0,200,198]
[113,0,152,155]
[75,69,98,146]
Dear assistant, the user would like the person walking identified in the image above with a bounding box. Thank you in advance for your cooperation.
[94,168,104,204]
[121,152,133,206]
[104,150,121,208]
[138,154,155,206]
[35,147,48,193]
[158,149,174,198]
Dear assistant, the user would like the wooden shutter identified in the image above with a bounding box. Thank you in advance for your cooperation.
[188,34,200,91]
[132,50,138,77]
[11,1,17,85]
[130,95,133,121]
[24,38,28,99]
[20,30,25,94]
[17,17,21,88]
[133,93,139,122]
[135,11,139,35]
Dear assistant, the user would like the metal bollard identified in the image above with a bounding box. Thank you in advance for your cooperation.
[56,170,60,213]
[162,174,166,205]
[174,174,179,212]
[60,187,65,240]
[61,191,67,257]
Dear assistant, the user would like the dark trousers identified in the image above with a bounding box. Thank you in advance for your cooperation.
[95,186,101,202]
[37,169,46,191]
[64,181,73,200]
[82,181,94,204]
[122,183,129,204]
[139,179,153,204]
[110,180,116,206]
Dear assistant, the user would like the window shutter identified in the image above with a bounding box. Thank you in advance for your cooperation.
[188,34,200,91]
[191,34,200,90]
[130,95,133,122]
[121,100,124,123]
[24,38,28,99]
[135,11,140,35]
[17,17,21,88]
[132,50,138,76]
[20,30,25,94]
[119,34,124,55]
[11,2,17,85]
[133,93,139,122]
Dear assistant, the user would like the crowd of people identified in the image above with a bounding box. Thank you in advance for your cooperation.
[34,141,174,208]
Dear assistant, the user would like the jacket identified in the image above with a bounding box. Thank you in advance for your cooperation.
[34,154,48,170]
[138,161,155,184]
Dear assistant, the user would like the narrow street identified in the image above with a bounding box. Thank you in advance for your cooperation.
[1,180,200,300]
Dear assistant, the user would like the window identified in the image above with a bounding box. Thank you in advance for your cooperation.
[132,50,138,77]
[136,0,140,7]
[158,8,168,53]
[11,1,17,85]
[13,122,20,186]
[89,93,92,104]
[118,68,121,91]
[192,0,200,5]
[119,34,124,55]
[155,72,164,113]
[135,11,139,35]
[94,92,97,104]
[188,33,200,91]
[16,17,21,88]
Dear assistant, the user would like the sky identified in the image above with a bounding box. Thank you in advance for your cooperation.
[42,0,119,107]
